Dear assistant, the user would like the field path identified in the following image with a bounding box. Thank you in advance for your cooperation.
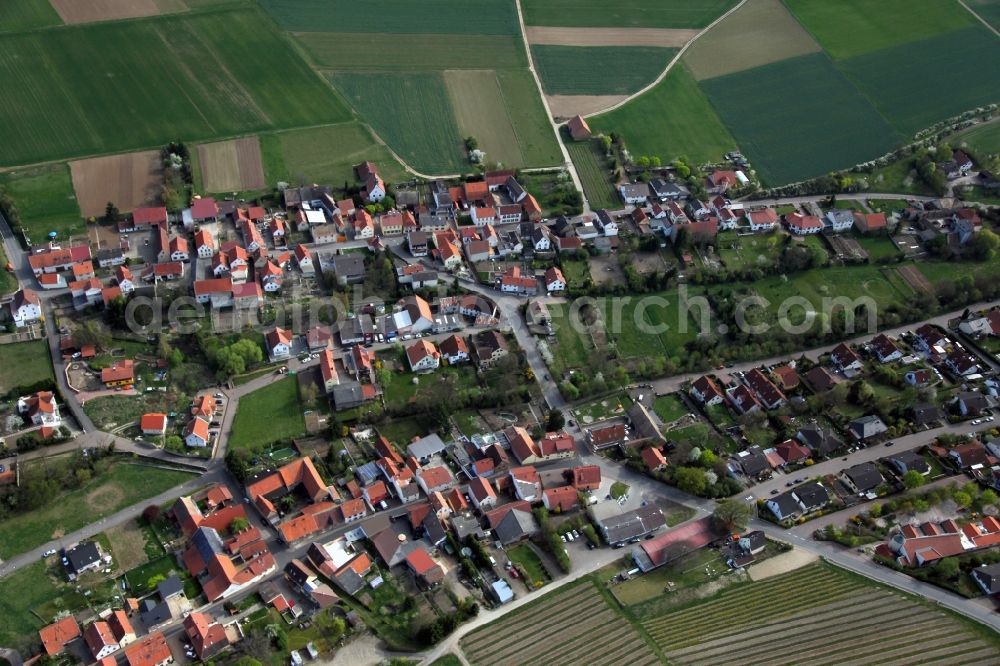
[578,0,751,119]
[957,0,1000,38]
[514,0,588,211]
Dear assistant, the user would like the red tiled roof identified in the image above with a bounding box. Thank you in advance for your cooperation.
[405,546,438,575]
[140,413,168,432]
[543,485,578,512]
[40,616,80,655]
[124,632,172,666]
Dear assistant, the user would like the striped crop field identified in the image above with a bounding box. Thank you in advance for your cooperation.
[460,583,658,666]
[643,563,1000,665]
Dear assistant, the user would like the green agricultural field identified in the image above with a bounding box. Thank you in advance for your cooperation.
[785,0,975,59]
[589,64,737,165]
[0,7,351,167]
[0,464,194,560]
[0,339,55,396]
[955,120,1000,155]
[494,70,564,167]
[259,123,408,188]
[229,377,307,451]
[565,139,619,210]
[299,32,527,70]
[0,0,61,32]
[918,254,1000,284]
[522,0,739,28]
[331,72,467,174]
[259,0,519,34]
[700,53,900,184]
[445,70,528,169]
[966,0,1000,29]
[0,163,83,240]
[532,45,676,95]
[839,26,1000,137]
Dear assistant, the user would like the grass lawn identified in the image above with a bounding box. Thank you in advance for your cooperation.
[785,0,974,59]
[565,138,619,210]
[0,561,89,647]
[507,544,549,585]
[589,63,737,165]
[966,185,1000,206]
[377,417,427,446]
[717,231,783,270]
[652,394,687,423]
[83,391,190,430]
[124,554,189,596]
[853,233,900,260]
[381,365,480,411]
[452,409,485,437]
[548,302,595,373]
[0,6,351,167]
[573,392,633,425]
[229,377,306,451]
[611,547,723,606]
[0,163,83,241]
[559,258,591,287]
[955,118,1000,155]
[532,45,676,95]
[0,463,194,559]
[0,243,14,295]
[867,199,910,215]
[700,52,900,185]
[867,158,936,196]
[704,403,737,429]
[611,287,707,360]
[522,0,738,28]
[259,122,408,189]
[0,339,54,396]
[430,656,463,666]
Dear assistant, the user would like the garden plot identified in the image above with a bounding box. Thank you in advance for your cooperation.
[196,136,267,193]
[461,583,658,666]
[69,149,163,216]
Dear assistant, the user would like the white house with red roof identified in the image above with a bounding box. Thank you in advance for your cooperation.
[294,244,314,275]
[468,477,497,511]
[140,413,168,436]
[184,417,211,448]
[364,174,386,203]
[9,288,42,327]
[471,207,498,226]
[406,339,440,373]
[115,266,135,293]
[169,236,189,262]
[265,327,294,361]
[544,267,566,293]
[194,229,215,258]
[747,208,778,232]
[416,465,454,495]
[193,278,233,308]
[786,212,823,235]
[690,375,724,405]
[18,391,60,426]
[319,349,340,393]
[439,334,469,365]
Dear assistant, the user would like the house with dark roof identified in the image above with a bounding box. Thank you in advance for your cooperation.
[848,415,888,441]
[587,422,627,449]
[690,376,724,405]
[495,508,539,545]
[796,425,843,457]
[804,366,838,392]
[971,562,1000,596]
[65,541,104,579]
[843,462,884,494]
[888,451,930,476]
[734,447,770,480]
[594,504,666,545]
[793,482,831,513]
[909,402,945,427]
[766,492,801,521]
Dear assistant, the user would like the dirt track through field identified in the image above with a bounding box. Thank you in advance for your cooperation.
[525,26,698,47]
[746,546,817,580]
[197,136,267,193]
[898,264,934,294]
[48,0,165,24]
[70,150,163,217]
[547,94,629,119]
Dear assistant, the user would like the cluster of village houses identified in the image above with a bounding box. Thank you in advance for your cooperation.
[34,405,707,665]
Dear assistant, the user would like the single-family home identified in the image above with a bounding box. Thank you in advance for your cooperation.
[439,334,470,365]
[831,343,864,373]
[544,266,566,293]
[848,415,888,442]
[843,462,884,494]
[406,339,440,373]
[854,212,887,233]
[786,212,823,235]
[747,208,779,232]
[619,183,650,205]
[140,413,168,436]
[870,333,903,363]
[265,327,294,361]
[9,288,42,327]
[184,417,211,448]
